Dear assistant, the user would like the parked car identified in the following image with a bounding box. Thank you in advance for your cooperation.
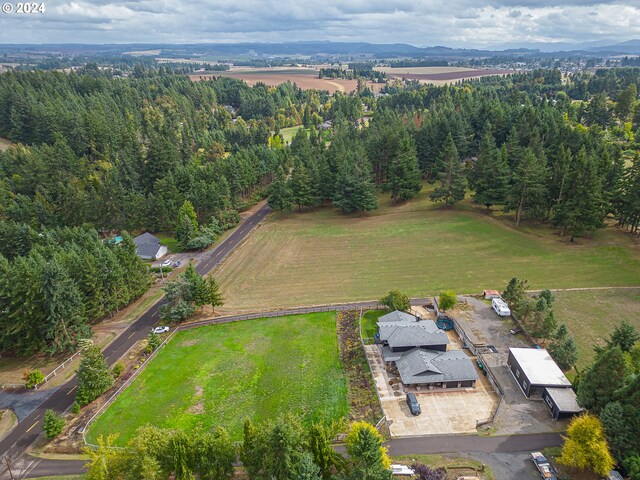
[173,260,181,268]
[152,326,170,334]
[161,259,172,267]
[531,452,557,480]
[492,298,511,317]
[390,464,415,476]
[406,392,421,416]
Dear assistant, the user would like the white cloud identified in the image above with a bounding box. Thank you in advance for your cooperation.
[0,0,638,47]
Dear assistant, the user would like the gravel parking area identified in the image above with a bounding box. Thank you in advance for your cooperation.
[449,297,566,435]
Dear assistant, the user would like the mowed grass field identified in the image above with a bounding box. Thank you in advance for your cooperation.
[88,313,348,445]
[553,288,640,370]
[213,186,640,313]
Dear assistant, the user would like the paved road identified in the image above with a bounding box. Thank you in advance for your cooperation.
[17,432,562,478]
[0,203,271,461]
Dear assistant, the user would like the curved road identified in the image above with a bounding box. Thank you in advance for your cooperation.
[0,203,271,461]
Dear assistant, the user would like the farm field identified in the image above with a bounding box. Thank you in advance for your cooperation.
[553,288,640,370]
[213,186,640,313]
[189,67,380,93]
[375,66,513,84]
[87,313,348,445]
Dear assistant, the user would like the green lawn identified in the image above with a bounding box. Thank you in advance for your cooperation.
[214,185,640,312]
[361,310,385,339]
[88,313,348,445]
[279,125,305,142]
[553,288,640,370]
[154,232,180,253]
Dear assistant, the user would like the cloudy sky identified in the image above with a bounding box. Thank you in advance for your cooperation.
[0,0,639,48]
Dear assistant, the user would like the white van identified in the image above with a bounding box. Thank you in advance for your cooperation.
[492,298,511,317]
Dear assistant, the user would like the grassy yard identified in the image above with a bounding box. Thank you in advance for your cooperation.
[88,313,348,445]
[154,232,180,253]
[553,288,640,370]
[214,185,640,312]
[361,310,385,339]
[279,125,305,142]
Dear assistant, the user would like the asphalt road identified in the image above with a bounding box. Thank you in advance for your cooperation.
[18,433,562,478]
[0,202,271,461]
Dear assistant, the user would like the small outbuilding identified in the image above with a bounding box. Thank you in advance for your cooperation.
[542,387,583,420]
[507,347,572,398]
[483,289,501,299]
[133,233,168,261]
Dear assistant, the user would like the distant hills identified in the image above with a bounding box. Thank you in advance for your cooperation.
[1,39,639,59]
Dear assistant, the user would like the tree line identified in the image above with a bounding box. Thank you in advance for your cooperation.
[0,223,150,355]
[84,418,400,480]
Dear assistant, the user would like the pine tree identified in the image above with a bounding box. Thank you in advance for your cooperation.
[206,276,224,314]
[385,133,422,203]
[555,148,604,240]
[473,133,511,210]
[174,200,199,249]
[333,153,377,214]
[506,148,548,226]
[268,166,292,212]
[75,340,114,406]
[429,133,467,207]
[290,160,314,212]
[577,346,629,413]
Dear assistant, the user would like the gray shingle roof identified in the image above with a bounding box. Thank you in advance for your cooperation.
[377,312,449,349]
[396,348,479,385]
[378,310,418,323]
[134,232,162,259]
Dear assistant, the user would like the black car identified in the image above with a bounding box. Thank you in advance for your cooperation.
[406,393,421,416]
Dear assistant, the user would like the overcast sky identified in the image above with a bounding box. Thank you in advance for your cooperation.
[0,0,639,48]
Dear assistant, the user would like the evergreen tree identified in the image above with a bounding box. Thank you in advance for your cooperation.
[615,83,637,120]
[605,320,640,353]
[385,133,422,203]
[174,200,199,249]
[345,422,392,480]
[268,166,292,212]
[577,346,629,412]
[554,148,604,240]
[506,148,548,226]
[290,160,314,212]
[333,153,377,214]
[206,276,224,314]
[75,340,114,406]
[548,324,578,370]
[473,137,511,210]
[429,133,467,206]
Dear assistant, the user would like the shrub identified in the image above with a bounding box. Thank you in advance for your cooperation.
[146,332,161,353]
[438,290,457,311]
[111,361,124,378]
[379,289,410,311]
[43,409,65,438]
[23,369,45,389]
[71,402,81,414]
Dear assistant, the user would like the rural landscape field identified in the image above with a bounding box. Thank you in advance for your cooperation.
[189,66,379,93]
[375,66,514,84]
[88,313,348,445]
[214,186,640,312]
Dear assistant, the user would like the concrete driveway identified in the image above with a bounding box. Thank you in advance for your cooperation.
[366,341,498,437]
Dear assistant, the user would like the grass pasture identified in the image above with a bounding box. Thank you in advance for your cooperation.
[87,313,348,445]
[374,66,514,85]
[213,187,640,313]
[553,288,640,370]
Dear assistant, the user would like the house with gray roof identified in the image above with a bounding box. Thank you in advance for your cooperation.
[376,310,477,390]
[133,233,168,260]
[395,349,478,390]
[377,311,449,362]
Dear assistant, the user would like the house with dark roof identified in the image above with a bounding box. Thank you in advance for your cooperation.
[133,233,168,260]
[376,310,477,391]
